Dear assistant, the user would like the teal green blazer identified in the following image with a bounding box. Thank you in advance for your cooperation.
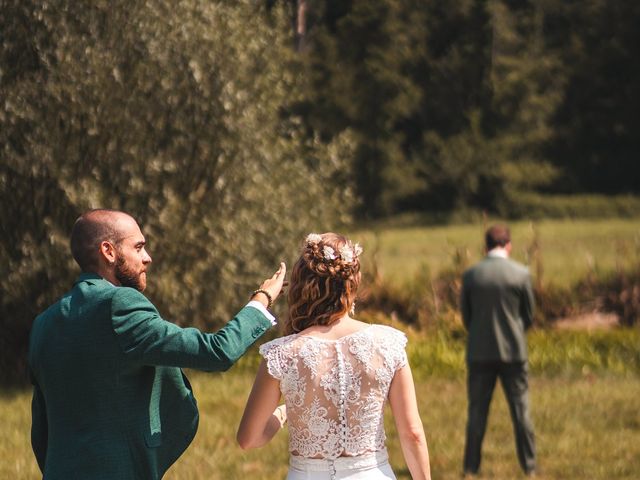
[29,273,272,479]
[460,256,535,363]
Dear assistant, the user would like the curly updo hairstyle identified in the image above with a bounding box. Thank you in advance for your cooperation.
[285,232,361,335]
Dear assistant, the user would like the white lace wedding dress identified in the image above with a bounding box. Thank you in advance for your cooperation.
[260,325,408,480]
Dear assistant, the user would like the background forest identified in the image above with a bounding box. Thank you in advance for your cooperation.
[1,0,640,386]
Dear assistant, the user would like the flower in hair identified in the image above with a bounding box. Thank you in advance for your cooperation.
[323,245,336,260]
[339,243,363,263]
[306,233,322,245]
[339,244,355,263]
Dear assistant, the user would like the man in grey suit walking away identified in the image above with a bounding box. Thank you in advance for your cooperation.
[460,224,536,477]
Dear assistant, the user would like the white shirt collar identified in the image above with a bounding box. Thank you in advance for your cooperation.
[487,247,509,259]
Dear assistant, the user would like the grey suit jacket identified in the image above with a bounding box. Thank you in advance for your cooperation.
[460,256,535,363]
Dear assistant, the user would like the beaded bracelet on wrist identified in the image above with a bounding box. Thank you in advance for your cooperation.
[251,289,273,310]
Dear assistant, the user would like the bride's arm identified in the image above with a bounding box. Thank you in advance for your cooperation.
[237,359,286,449]
[388,364,432,480]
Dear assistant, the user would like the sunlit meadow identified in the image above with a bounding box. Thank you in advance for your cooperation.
[2,218,639,479]
[354,218,640,289]
[3,329,639,479]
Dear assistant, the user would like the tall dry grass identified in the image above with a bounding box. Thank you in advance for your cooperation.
[354,218,640,328]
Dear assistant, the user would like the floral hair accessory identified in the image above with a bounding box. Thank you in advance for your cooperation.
[304,233,363,265]
[339,243,363,263]
[323,245,337,260]
[339,244,354,263]
[306,233,322,245]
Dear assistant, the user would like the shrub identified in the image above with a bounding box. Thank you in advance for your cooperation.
[0,1,354,385]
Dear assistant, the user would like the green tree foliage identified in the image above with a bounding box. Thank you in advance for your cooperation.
[0,0,354,384]
[288,0,639,217]
[544,0,640,194]
[293,0,431,216]
[293,0,523,215]
[3,0,639,383]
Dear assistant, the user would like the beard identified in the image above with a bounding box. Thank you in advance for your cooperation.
[115,255,146,291]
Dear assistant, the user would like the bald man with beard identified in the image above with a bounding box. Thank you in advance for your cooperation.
[28,209,286,479]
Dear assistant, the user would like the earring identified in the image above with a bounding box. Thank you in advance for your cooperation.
[350,301,356,316]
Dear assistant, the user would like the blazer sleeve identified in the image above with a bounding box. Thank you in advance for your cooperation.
[110,287,272,371]
[520,273,535,331]
[460,273,472,330]
[30,372,47,473]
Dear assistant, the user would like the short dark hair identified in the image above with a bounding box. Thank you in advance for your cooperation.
[70,209,126,271]
[485,224,511,250]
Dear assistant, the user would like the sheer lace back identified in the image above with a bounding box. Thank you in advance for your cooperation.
[260,325,408,459]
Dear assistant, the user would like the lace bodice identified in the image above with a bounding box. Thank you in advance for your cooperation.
[260,325,408,459]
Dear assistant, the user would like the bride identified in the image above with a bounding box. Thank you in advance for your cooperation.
[237,233,431,479]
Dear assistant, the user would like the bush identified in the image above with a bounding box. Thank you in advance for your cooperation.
[0,1,355,385]
[357,246,640,330]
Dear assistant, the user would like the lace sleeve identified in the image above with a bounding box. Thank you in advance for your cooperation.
[378,326,408,372]
[259,337,291,380]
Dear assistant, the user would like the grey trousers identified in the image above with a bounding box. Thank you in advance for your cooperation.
[463,361,536,474]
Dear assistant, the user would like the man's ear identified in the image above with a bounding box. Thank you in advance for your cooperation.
[505,241,513,254]
[99,241,117,265]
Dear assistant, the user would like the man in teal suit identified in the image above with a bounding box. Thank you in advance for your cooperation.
[29,209,286,479]
[460,224,536,477]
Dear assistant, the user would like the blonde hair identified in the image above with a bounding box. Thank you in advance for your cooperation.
[285,233,361,335]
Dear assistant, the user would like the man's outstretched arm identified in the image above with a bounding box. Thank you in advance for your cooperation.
[111,263,286,371]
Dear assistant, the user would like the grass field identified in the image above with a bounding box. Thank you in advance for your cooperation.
[3,218,639,479]
[2,330,639,479]
[168,372,640,480]
[3,372,638,480]
[354,218,640,288]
